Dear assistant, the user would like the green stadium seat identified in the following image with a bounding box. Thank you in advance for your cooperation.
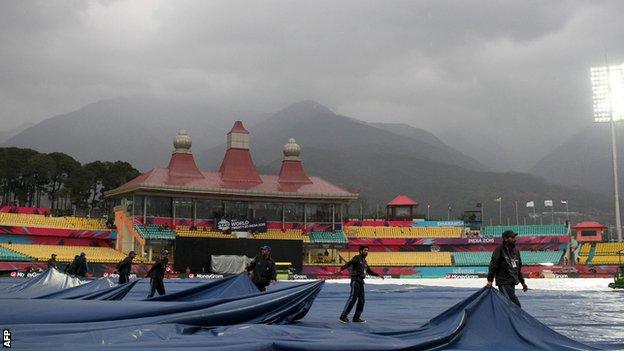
[481,225,567,237]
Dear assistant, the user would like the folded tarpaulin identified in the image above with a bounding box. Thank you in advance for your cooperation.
[145,273,259,301]
[35,276,115,299]
[0,279,324,327]
[36,279,140,301]
[1,286,597,350]
[0,268,87,298]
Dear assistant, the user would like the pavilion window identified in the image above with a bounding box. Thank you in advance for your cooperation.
[284,203,304,222]
[132,195,144,216]
[305,203,332,223]
[224,201,250,219]
[173,198,193,220]
[146,196,172,218]
[251,202,282,221]
[196,199,224,220]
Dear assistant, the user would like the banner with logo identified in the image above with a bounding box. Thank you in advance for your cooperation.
[412,220,464,227]
[215,218,267,232]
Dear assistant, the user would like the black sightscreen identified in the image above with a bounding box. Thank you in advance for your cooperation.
[174,238,303,273]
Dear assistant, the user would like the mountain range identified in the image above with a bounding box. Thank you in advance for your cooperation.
[530,123,624,197]
[3,98,614,223]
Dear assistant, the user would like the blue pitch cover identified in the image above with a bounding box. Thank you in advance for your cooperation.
[0,273,597,350]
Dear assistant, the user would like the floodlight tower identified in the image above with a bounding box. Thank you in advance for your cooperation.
[591,64,624,242]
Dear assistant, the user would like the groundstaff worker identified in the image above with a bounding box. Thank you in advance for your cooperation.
[116,250,136,284]
[75,252,89,277]
[485,230,528,307]
[246,245,277,292]
[338,245,384,323]
[146,249,169,298]
[47,253,58,269]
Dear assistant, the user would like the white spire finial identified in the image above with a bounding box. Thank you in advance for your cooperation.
[173,130,192,154]
[283,138,301,160]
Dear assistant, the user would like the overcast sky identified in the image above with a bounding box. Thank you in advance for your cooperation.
[1,1,623,170]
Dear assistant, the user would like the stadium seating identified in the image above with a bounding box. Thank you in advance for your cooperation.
[254,229,310,242]
[583,242,624,264]
[588,255,623,265]
[0,246,32,261]
[520,251,564,265]
[309,231,347,244]
[579,243,592,256]
[0,244,148,263]
[135,224,176,240]
[452,252,492,266]
[0,213,108,231]
[175,226,235,239]
[344,226,462,238]
[341,251,452,266]
[453,251,563,266]
[481,225,567,237]
[594,242,624,255]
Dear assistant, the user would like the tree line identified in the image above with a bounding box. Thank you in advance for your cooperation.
[0,147,139,214]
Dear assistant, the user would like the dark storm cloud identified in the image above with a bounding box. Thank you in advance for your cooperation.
[1,1,623,170]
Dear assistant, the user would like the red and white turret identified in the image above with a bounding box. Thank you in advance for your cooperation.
[219,121,262,185]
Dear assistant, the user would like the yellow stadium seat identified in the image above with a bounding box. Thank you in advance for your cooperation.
[344,226,462,239]
[175,226,236,239]
[0,244,149,264]
[253,229,310,242]
[0,213,108,231]
[339,251,452,266]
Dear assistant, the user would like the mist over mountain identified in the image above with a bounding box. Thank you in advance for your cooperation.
[4,97,267,170]
[0,123,35,144]
[202,101,611,222]
[530,123,623,196]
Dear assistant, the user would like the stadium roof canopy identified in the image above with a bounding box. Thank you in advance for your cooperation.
[105,122,357,201]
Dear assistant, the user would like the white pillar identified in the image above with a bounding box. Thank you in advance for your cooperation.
[610,120,623,241]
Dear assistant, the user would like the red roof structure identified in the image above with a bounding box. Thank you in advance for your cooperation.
[278,138,312,185]
[106,123,357,200]
[229,120,249,134]
[573,221,606,229]
[218,121,262,185]
[387,195,418,207]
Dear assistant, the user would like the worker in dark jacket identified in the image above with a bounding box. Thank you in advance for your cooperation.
[246,245,277,292]
[485,230,528,307]
[47,253,58,269]
[64,255,79,275]
[338,245,384,323]
[75,252,89,277]
[146,249,169,298]
[116,251,136,284]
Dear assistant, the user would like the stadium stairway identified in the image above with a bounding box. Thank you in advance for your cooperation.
[588,244,596,264]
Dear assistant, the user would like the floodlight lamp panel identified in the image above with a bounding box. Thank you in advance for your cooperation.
[591,64,624,122]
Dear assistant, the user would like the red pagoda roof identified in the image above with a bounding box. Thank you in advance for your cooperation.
[387,195,418,207]
[106,121,357,200]
[218,148,262,184]
[107,168,355,199]
[166,153,204,185]
[229,120,249,134]
[573,221,605,229]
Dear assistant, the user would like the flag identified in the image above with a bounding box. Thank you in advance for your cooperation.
[476,202,482,208]
[526,201,535,208]
[494,197,502,202]
[561,200,568,205]
[544,200,553,207]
